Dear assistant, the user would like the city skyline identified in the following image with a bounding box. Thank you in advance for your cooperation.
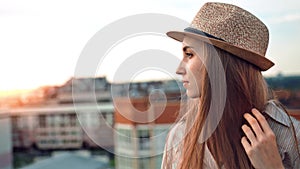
[1,0,300,94]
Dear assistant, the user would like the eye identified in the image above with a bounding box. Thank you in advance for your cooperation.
[185,52,193,59]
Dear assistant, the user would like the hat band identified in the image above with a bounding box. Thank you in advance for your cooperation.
[184,27,225,42]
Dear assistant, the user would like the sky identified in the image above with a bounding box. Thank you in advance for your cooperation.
[0,0,300,94]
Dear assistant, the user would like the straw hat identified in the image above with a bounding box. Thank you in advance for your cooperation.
[167,2,274,71]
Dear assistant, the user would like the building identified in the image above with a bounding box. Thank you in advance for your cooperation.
[7,76,300,169]
[113,80,184,169]
[10,103,114,150]
[114,97,182,169]
[10,77,115,151]
[0,109,12,169]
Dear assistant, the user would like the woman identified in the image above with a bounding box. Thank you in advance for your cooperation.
[161,2,300,169]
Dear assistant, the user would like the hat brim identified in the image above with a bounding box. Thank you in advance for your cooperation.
[167,31,274,71]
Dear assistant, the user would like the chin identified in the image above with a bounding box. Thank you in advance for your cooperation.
[186,91,201,99]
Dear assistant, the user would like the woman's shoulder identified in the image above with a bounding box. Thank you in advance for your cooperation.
[265,100,300,128]
[166,120,186,146]
[264,100,300,168]
[264,100,300,141]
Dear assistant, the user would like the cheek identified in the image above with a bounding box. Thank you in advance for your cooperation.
[188,64,203,97]
[189,62,203,86]
[194,70,203,91]
[192,65,203,91]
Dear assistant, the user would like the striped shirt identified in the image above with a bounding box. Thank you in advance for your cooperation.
[161,100,300,169]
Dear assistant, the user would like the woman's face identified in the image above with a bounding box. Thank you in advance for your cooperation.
[176,37,205,98]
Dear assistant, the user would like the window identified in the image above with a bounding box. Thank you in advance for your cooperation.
[47,115,55,127]
[138,129,150,150]
[71,131,78,136]
[50,131,56,136]
[61,131,68,135]
[39,115,46,128]
[60,114,65,127]
[70,114,77,126]
[39,132,48,136]
[117,129,132,149]
[39,140,46,144]
[54,115,61,127]
[71,139,79,143]
[139,157,151,169]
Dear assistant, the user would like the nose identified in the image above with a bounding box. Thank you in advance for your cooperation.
[176,61,186,75]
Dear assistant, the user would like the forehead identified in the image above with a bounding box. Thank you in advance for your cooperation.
[182,36,205,48]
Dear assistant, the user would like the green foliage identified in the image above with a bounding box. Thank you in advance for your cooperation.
[13,153,34,169]
[109,159,115,167]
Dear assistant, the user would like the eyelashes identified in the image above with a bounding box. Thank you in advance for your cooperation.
[184,52,194,59]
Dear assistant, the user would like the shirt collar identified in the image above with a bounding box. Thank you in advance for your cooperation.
[264,100,291,127]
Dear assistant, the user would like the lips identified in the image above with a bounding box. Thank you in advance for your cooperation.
[182,80,189,87]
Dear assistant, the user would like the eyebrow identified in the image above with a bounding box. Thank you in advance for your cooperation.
[182,46,193,52]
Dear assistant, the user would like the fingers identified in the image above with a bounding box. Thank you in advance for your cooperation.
[251,108,272,133]
[241,136,251,152]
[242,108,276,145]
[242,124,257,144]
[243,111,264,137]
[241,108,281,169]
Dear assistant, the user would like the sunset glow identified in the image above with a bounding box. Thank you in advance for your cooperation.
[0,89,33,98]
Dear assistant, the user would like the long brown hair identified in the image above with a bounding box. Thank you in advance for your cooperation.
[178,43,269,169]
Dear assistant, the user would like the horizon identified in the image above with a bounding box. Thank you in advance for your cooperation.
[1,73,299,99]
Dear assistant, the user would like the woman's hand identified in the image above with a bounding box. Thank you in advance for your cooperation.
[241,108,284,169]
